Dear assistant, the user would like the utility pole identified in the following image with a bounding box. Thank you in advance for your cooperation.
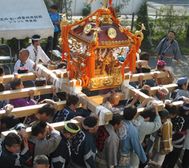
[131,12,135,31]
[62,0,73,20]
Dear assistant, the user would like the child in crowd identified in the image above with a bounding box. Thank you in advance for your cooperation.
[9,78,36,107]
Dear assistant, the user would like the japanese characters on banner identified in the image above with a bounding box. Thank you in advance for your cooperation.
[0,15,43,24]
[0,0,53,39]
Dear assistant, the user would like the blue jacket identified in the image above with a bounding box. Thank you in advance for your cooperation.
[119,121,147,164]
[54,107,90,122]
[54,107,77,122]
[71,130,96,168]
[0,141,30,168]
[50,134,70,168]
[49,12,60,33]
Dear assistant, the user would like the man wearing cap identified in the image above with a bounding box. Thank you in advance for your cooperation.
[154,60,175,85]
[70,116,98,168]
[50,122,80,168]
[174,77,189,100]
[27,35,51,65]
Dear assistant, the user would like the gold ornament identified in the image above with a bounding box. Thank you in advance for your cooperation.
[101,15,113,24]
[83,24,92,34]
[107,28,117,39]
[135,31,144,41]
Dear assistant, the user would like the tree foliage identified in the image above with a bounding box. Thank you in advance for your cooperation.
[136,0,152,51]
[149,5,189,54]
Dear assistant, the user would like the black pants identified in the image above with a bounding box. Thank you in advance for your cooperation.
[53,32,59,49]
[161,147,182,168]
[182,149,189,168]
[45,36,53,54]
[45,32,59,54]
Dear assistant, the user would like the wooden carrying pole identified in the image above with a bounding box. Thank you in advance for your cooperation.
[1,119,79,138]
[149,83,178,96]
[0,85,55,100]
[0,72,36,84]
[0,101,66,119]
[124,71,167,82]
[1,100,184,138]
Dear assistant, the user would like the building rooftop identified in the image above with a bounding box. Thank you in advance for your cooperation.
[149,0,189,5]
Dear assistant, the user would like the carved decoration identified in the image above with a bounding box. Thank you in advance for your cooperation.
[107,28,117,39]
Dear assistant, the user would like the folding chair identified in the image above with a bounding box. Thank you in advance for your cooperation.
[0,44,14,74]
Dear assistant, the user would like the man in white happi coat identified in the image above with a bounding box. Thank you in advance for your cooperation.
[27,35,51,65]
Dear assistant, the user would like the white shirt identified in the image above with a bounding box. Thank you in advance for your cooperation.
[27,44,50,64]
[14,59,35,73]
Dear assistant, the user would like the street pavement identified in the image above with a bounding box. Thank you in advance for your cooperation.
[149,55,189,79]
[149,0,189,5]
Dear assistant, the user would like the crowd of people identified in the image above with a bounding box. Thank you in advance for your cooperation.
[0,50,188,168]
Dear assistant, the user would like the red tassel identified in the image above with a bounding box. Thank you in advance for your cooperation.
[109,0,113,6]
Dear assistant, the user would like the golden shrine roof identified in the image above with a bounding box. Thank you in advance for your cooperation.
[69,8,131,48]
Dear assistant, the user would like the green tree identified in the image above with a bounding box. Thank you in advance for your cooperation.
[136,0,152,51]
[150,5,189,54]
[82,3,91,16]
[186,25,189,42]
[155,5,187,37]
